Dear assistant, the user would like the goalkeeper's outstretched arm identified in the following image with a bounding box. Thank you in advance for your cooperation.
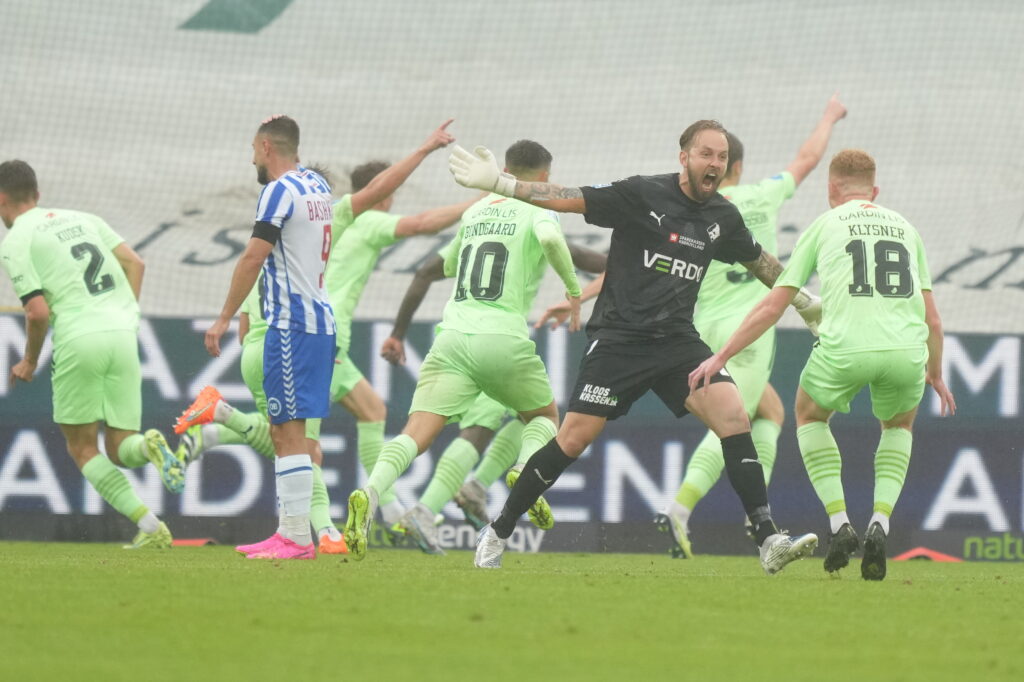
[449,145,586,214]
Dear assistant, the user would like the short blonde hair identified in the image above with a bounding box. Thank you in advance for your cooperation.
[829,149,875,187]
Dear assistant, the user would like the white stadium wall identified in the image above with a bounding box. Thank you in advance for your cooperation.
[1,1,1023,557]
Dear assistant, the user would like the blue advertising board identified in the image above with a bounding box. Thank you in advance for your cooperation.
[1,316,1021,559]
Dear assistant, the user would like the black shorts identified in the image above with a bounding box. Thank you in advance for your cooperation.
[566,335,734,420]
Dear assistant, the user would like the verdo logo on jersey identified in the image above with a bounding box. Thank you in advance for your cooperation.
[642,250,704,281]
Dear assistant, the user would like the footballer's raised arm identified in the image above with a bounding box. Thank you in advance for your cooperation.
[449,144,585,214]
[512,181,586,214]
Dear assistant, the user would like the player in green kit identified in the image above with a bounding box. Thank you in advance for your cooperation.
[0,160,183,548]
[688,149,956,580]
[344,140,583,560]
[324,161,477,534]
[379,235,606,552]
[656,94,848,558]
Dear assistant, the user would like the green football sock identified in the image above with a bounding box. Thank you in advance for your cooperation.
[514,416,557,469]
[213,424,246,446]
[356,421,397,506]
[420,438,481,514]
[751,418,782,485]
[676,429,723,510]
[873,427,913,516]
[797,421,847,514]
[116,433,149,468]
[224,409,274,458]
[81,454,149,523]
[309,464,336,535]
[366,434,418,497]
[473,419,524,487]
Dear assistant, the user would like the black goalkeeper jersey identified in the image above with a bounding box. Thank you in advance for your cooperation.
[580,173,762,342]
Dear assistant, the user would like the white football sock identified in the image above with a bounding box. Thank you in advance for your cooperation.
[829,511,851,534]
[137,512,160,534]
[275,454,313,546]
[201,424,220,448]
[869,511,890,535]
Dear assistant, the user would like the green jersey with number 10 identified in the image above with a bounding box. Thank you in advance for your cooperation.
[439,194,569,339]
[0,207,138,346]
[776,199,931,354]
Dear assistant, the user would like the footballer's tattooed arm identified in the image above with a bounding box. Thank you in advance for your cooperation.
[513,181,586,213]
[741,250,785,288]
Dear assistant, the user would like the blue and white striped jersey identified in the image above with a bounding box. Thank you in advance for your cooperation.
[255,166,337,335]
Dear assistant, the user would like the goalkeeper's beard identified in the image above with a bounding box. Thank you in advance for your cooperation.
[686,165,720,202]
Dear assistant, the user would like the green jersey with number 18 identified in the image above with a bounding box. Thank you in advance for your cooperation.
[776,199,931,354]
[439,193,578,339]
[0,207,138,346]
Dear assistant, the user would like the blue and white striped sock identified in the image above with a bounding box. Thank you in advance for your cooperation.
[275,454,313,546]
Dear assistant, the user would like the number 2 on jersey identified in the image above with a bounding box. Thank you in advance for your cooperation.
[454,241,509,302]
[845,239,913,298]
[71,242,115,296]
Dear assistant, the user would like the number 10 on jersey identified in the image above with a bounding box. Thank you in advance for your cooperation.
[454,241,509,302]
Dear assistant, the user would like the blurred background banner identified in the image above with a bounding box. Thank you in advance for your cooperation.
[1,1,1022,556]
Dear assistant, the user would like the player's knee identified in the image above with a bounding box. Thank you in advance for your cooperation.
[794,388,829,426]
[67,446,98,470]
[881,413,916,431]
[355,391,387,422]
[712,412,751,439]
[521,402,559,426]
[555,435,586,458]
[458,426,494,454]
[359,402,387,423]
[555,426,594,458]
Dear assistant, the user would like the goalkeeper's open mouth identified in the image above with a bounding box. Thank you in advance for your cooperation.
[701,171,718,193]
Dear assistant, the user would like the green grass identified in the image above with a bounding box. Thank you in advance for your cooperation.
[2,543,1022,682]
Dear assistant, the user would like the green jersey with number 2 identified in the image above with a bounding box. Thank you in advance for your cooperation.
[0,207,138,346]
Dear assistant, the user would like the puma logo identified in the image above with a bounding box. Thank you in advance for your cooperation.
[533,469,554,485]
[650,211,666,226]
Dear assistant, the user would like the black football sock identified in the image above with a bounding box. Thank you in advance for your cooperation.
[491,438,575,539]
[721,432,779,545]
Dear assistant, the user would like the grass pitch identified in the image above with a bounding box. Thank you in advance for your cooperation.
[2,542,1022,682]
